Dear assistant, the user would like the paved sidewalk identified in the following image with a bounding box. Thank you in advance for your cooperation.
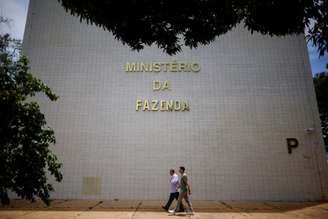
[1,199,328,219]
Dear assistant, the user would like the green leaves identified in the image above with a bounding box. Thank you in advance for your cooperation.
[57,0,327,56]
[0,25,62,206]
[307,0,328,57]
[314,72,328,146]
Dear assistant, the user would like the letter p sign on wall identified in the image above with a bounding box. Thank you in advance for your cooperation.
[287,138,299,154]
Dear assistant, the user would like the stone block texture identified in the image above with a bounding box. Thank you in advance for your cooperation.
[22,0,328,201]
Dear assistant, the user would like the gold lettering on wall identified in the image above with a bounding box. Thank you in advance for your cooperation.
[127,61,199,112]
[153,80,170,91]
[125,61,200,73]
[136,99,190,112]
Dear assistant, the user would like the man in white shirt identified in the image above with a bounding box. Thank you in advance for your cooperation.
[162,169,184,211]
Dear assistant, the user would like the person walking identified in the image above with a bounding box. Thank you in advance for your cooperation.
[162,169,184,211]
[169,166,194,215]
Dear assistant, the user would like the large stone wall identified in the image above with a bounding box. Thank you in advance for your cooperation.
[22,0,328,201]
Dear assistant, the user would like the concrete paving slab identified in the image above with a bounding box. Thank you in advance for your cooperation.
[48,199,101,210]
[75,211,133,219]
[221,201,278,212]
[233,212,299,219]
[287,206,328,218]
[144,200,231,212]
[191,201,231,212]
[1,211,81,219]
[313,202,328,211]
[318,203,328,209]
[1,199,328,219]
[191,212,255,219]
[263,201,320,211]
[139,200,165,211]
[133,211,195,219]
[0,210,31,219]
[93,200,140,211]
[1,199,48,210]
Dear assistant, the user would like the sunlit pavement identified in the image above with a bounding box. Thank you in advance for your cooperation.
[1,199,328,219]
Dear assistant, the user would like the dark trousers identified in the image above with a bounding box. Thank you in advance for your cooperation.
[164,192,184,210]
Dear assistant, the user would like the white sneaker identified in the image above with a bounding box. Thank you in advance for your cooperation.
[168,209,175,214]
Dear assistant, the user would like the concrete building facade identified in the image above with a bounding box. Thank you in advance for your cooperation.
[23,0,328,201]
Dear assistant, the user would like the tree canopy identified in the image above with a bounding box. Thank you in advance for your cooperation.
[58,0,327,55]
[0,29,62,205]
